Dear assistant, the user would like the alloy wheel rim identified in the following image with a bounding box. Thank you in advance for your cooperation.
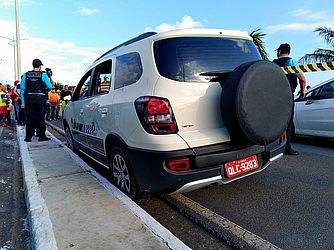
[66,128,73,149]
[113,154,131,194]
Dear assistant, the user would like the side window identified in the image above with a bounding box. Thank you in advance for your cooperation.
[114,52,143,90]
[305,88,319,100]
[92,60,112,96]
[72,70,92,101]
[316,82,334,100]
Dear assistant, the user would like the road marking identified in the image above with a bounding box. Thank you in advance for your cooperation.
[162,194,282,250]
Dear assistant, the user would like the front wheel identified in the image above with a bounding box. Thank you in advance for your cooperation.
[65,126,75,151]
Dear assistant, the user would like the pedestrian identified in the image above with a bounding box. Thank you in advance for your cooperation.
[273,43,306,155]
[10,80,20,122]
[20,59,53,142]
[16,82,26,125]
[60,85,72,112]
[0,84,7,127]
[6,86,12,126]
[48,87,60,120]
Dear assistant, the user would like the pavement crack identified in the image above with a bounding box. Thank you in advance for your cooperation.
[39,170,90,181]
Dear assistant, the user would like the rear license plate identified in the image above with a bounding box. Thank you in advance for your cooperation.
[224,155,259,178]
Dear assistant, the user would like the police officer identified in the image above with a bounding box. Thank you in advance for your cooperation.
[20,59,52,142]
[273,43,306,155]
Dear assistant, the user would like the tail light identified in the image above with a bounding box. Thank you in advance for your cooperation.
[134,96,179,135]
[280,131,287,144]
[165,157,190,171]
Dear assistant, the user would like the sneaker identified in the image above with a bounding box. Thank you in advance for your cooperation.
[38,137,51,142]
[24,138,32,142]
[53,118,57,121]
[284,148,299,155]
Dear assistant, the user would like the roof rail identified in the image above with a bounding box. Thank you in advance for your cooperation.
[94,32,157,62]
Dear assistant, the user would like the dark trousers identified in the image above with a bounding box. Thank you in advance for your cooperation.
[18,99,26,125]
[25,103,46,139]
[6,110,11,125]
[285,101,295,151]
[50,104,57,119]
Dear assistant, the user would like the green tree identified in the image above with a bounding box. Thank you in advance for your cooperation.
[300,26,334,63]
[54,82,64,91]
[249,28,269,60]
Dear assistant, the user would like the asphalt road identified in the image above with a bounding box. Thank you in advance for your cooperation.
[0,125,30,250]
[47,119,334,249]
[184,140,334,249]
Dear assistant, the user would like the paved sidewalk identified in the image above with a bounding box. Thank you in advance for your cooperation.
[16,126,189,250]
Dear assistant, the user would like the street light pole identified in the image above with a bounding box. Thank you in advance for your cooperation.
[15,0,21,79]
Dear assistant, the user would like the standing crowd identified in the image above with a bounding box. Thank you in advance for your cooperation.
[0,59,74,142]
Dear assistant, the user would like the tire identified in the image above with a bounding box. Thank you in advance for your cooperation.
[110,146,139,199]
[65,125,75,151]
[221,60,293,145]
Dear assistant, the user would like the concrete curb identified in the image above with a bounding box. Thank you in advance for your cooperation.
[45,124,190,250]
[162,194,281,250]
[16,126,58,250]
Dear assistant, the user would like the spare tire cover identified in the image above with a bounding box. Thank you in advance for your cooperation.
[221,60,293,145]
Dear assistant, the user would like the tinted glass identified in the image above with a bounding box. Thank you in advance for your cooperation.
[317,81,334,100]
[73,70,92,101]
[114,52,143,89]
[154,37,261,82]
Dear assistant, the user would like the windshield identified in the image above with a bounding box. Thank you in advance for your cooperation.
[154,37,261,82]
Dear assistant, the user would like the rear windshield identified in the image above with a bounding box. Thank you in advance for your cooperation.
[153,37,261,82]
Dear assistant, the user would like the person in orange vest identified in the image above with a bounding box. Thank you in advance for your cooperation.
[48,87,60,121]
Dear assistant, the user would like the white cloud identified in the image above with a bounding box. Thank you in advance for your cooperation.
[145,15,204,33]
[266,9,334,34]
[291,9,328,21]
[77,8,99,16]
[0,0,27,7]
[266,23,318,33]
[0,19,107,85]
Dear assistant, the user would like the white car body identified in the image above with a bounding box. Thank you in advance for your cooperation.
[294,78,334,138]
[63,29,286,196]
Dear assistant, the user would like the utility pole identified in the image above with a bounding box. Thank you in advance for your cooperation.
[15,0,21,79]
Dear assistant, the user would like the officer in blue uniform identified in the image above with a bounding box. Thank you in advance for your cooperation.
[273,43,306,155]
[20,59,53,142]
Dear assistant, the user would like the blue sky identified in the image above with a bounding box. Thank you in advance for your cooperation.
[1,0,334,88]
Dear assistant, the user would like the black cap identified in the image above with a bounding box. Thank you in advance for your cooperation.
[276,43,291,54]
[32,58,43,68]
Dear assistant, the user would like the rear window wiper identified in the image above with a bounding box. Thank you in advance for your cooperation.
[200,70,231,83]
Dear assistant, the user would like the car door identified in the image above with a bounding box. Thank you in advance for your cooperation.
[295,81,334,137]
[68,70,94,152]
[83,59,113,165]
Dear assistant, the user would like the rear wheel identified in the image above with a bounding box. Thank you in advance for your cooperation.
[110,146,139,199]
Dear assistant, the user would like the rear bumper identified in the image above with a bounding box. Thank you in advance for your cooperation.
[126,140,285,193]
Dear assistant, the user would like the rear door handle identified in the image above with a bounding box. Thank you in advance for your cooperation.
[101,108,108,114]
[99,108,108,117]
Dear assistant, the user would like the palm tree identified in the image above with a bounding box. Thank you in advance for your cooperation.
[249,28,269,60]
[299,26,334,63]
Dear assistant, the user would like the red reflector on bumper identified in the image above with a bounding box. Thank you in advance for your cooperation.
[166,157,190,171]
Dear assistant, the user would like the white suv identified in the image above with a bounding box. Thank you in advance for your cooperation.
[63,29,292,198]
